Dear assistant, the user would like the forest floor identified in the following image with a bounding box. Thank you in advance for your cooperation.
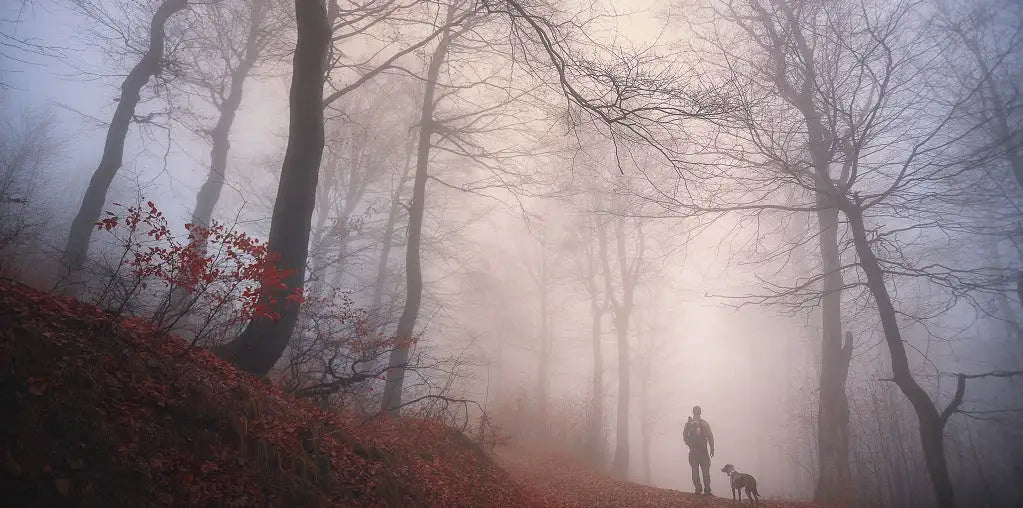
[498,447,829,507]
[0,277,827,507]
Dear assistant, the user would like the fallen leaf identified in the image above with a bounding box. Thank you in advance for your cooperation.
[54,478,71,497]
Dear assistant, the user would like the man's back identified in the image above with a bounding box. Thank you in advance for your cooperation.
[685,417,713,453]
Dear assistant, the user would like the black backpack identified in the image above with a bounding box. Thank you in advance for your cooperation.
[684,418,707,447]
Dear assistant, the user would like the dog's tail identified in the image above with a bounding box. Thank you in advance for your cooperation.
[750,477,761,500]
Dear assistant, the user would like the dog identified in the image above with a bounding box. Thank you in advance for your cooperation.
[721,463,761,506]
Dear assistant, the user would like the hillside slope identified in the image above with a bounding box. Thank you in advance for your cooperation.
[0,278,828,507]
[0,278,529,507]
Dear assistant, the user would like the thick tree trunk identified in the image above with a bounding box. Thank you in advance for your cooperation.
[190,0,266,231]
[380,24,453,415]
[847,204,956,508]
[813,205,853,503]
[213,0,330,376]
[62,0,188,278]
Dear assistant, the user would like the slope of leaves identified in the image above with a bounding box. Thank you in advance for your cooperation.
[0,278,532,507]
[498,446,833,508]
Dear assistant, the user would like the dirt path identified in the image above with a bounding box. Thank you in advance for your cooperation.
[497,448,830,508]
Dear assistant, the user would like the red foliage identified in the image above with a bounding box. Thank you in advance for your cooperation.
[96,200,302,326]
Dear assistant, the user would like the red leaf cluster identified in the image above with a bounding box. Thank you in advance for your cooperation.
[96,201,303,326]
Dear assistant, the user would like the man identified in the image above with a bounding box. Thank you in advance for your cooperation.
[683,405,715,496]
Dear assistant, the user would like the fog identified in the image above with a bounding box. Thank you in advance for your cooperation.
[3,0,1022,506]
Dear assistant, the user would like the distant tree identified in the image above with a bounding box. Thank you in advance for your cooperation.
[0,108,60,275]
[179,0,290,233]
[598,205,647,479]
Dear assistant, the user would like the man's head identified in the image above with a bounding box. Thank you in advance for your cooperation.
[693,405,702,418]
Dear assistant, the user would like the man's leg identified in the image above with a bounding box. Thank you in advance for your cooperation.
[689,451,703,494]
[700,455,712,495]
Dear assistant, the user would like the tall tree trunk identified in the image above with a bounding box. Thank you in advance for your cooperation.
[537,264,550,430]
[611,311,631,478]
[213,0,330,376]
[370,140,415,312]
[588,294,605,463]
[62,0,188,279]
[813,204,853,503]
[602,217,639,479]
[380,22,453,415]
[640,370,651,485]
[306,151,337,301]
[190,0,266,230]
[988,240,1023,364]
[847,203,957,508]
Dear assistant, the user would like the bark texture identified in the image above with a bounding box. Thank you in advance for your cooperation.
[214,0,330,376]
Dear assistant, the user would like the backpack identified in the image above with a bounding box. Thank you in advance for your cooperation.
[684,419,707,448]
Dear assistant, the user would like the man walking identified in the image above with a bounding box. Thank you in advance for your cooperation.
[683,405,715,496]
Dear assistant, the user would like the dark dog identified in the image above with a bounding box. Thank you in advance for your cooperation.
[721,463,761,506]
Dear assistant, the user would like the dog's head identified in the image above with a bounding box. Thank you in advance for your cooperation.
[721,464,735,475]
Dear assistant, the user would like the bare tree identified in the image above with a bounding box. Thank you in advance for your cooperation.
[570,208,609,466]
[180,0,289,231]
[216,0,472,377]
[598,206,646,478]
[61,0,190,282]
[0,108,60,275]
[212,0,331,374]
[663,1,1019,505]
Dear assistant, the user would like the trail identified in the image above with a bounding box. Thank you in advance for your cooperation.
[499,447,830,508]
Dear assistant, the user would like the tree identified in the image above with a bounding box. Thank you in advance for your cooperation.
[0,108,60,275]
[216,0,472,377]
[212,0,331,375]
[61,0,190,282]
[667,1,1017,504]
[570,208,609,466]
[381,4,459,415]
[181,0,288,232]
[598,207,646,478]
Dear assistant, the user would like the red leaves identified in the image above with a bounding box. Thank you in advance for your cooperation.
[94,200,304,330]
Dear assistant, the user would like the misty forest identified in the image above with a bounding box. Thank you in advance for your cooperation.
[1,0,1022,506]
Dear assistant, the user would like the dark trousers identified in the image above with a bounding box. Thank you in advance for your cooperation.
[689,450,711,493]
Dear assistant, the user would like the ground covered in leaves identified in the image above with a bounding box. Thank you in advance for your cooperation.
[1,278,828,507]
[0,278,529,507]
[500,448,830,508]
